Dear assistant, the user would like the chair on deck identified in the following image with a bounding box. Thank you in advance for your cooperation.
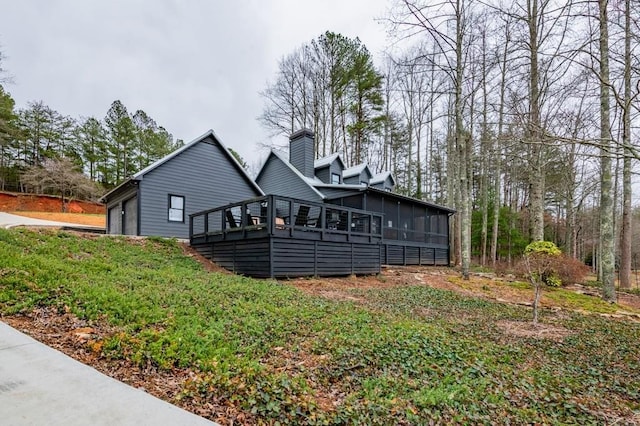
[225,210,239,228]
[294,205,311,227]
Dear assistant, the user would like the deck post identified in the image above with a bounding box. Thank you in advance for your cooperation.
[320,205,326,241]
[268,195,274,235]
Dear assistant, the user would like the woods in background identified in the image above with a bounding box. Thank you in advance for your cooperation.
[0,91,182,194]
[259,1,640,294]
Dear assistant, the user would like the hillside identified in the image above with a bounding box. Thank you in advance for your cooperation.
[1,228,639,424]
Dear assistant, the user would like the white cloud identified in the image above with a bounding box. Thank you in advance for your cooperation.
[0,0,389,166]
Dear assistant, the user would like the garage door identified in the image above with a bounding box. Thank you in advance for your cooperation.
[108,206,121,234]
[123,196,137,235]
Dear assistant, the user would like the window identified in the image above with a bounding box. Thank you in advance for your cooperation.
[331,173,341,184]
[360,181,368,186]
[168,195,185,222]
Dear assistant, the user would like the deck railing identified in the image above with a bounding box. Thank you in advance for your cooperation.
[190,195,383,244]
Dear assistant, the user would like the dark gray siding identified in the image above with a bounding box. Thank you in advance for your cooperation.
[139,138,260,238]
[289,130,315,177]
[256,155,323,202]
[105,183,137,235]
[316,166,330,184]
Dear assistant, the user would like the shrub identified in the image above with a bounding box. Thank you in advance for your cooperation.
[554,255,590,286]
[524,240,561,257]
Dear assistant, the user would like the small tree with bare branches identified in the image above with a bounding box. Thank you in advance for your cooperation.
[21,157,101,212]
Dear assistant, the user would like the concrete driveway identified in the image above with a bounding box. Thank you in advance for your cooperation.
[0,322,217,425]
[0,212,103,231]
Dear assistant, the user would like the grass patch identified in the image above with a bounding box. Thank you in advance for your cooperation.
[1,228,639,424]
[544,287,621,314]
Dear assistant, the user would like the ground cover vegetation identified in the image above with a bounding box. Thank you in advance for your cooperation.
[1,229,639,424]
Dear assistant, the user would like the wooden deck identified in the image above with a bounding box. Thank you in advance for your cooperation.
[190,195,383,277]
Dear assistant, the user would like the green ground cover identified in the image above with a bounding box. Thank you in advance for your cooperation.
[1,228,638,424]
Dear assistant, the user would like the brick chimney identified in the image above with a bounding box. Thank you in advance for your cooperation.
[289,129,315,178]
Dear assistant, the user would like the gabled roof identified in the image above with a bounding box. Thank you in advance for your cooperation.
[255,150,327,200]
[370,171,396,186]
[314,153,346,169]
[101,129,263,202]
[342,163,372,179]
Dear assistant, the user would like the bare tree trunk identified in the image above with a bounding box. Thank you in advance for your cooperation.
[528,0,545,243]
[479,27,490,266]
[619,0,632,289]
[565,141,577,258]
[533,282,541,324]
[598,0,616,302]
[445,93,459,266]
[456,0,471,280]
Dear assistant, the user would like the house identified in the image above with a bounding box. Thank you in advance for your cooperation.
[101,130,263,238]
[254,129,454,266]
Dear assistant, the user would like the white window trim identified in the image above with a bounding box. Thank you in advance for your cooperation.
[168,194,185,223]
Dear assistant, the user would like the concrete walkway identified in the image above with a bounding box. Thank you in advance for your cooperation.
[0,212,103,230]
[0,322,217,426]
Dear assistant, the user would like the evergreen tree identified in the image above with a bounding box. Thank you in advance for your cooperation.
[0,85,19,190]
[76,117,107,182]
[104,100,135,184]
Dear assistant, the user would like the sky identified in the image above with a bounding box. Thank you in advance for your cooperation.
[0,0,391,171]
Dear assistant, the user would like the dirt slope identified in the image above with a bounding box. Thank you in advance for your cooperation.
[0,191,105,214]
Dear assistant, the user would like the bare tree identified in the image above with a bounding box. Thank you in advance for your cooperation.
[21,157,101,212]
[597,0,616,302]
[617,0,634,289]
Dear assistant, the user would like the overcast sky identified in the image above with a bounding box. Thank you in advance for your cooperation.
[0,0,391,170]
